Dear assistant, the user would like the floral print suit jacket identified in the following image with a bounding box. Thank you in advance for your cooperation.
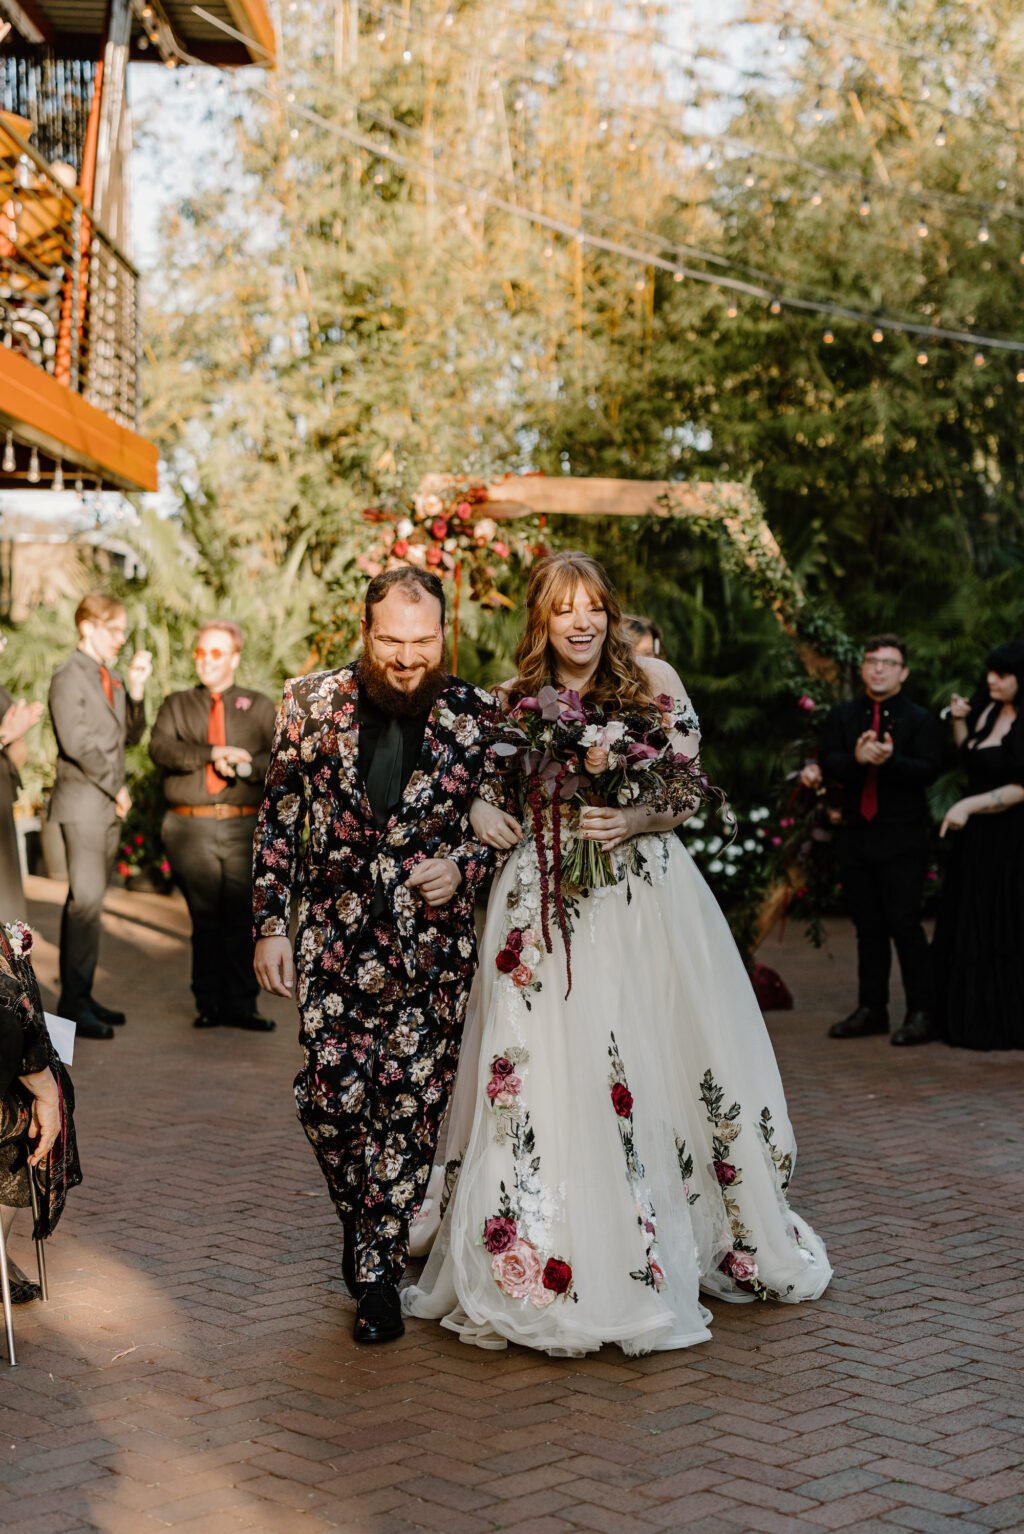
[253,665,506,991]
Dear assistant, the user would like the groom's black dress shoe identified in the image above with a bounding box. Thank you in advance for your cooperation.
[828,1005,888,1039]
[73,1008,115,1041]
[88,998,126,1026]
[891,1011,937,1046]
[353,1284,404,1344]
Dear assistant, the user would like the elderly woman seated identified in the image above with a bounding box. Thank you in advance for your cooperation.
[0,922,79,1305]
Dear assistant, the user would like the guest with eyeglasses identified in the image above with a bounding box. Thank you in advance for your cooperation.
[149,620,276,1032]
[48,594,152,1039]
[819,634,943,1046]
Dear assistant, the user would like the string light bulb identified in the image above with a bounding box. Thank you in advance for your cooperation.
[727,302,738,317]
[916,349,928,365]
[1017,367,1024,383]
[2,432,13,473]
[402,46,412,62]
[673,270,684,282]
[823,327,834,343]
[978,218,990,243]
[444,8,454,23]
[744,163,755,187]
[810,185,822,206]
[769,296,781,314]
[872,325,884,342]
[628,132,638,153]
[858,192,871,217]
[973,351,985,366]
[52,458,63,491]
[934,120,947,147]
[917,212,929,238]
[27,446,40,483]
[813,98,824,123]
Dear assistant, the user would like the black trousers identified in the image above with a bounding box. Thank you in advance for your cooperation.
[838,827,932,1014]
[58,816,119,1011]
[161,811,259,1017]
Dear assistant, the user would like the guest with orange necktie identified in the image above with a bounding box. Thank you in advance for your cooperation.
[48,594,152,1039]
[149,620,276,1032]
[818,635,943,1046]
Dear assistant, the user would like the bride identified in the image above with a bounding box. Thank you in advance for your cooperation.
[404,551,831,1355]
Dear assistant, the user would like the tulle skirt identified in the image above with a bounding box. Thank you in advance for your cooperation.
[404,829,831,1355]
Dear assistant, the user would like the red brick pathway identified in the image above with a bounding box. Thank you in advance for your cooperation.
[1,877,1022,1534]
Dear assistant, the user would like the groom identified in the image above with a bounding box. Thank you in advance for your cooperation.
[253,568,503,1343]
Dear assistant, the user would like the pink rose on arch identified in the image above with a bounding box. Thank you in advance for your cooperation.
[455,500,473,521]
[511,964,533,988]
[492,1237,544,1299]
[492,540,510,559]
[392,538,410,557]
[797,695,817,712]
[713,1160,737,1187]
[430,517,449,541]
[483,1215,517,1254]
[721,1249,758,1284]
[235,696,252,710]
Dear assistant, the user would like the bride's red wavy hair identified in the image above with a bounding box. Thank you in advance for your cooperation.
[511,551,660,716]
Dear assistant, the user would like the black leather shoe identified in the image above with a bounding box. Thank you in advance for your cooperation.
[353,1284,404,1344]
[226,1012,275,1032]
[10,1277,41,1305]
[75,1010,115,1041]
[193,1012,222,1029]
[88,998,126,1026]
[891,1011,937,1046]
[828,1005,889,1039]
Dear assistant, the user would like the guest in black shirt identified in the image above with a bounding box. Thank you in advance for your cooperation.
[819,634,943,1045]
[149,621,276,1032]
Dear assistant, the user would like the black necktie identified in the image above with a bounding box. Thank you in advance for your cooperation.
[365,715,404,827]
[366,716,404,916]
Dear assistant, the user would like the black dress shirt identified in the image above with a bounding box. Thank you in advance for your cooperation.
[149,684,276,807]
[356,686,430,799]
[819,692,943,830]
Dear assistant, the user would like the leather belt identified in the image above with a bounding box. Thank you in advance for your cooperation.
[171,804,259,819]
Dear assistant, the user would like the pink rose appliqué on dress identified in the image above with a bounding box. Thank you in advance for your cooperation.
[483,1216,518,1254]
[486,1074,522,1105]
[492,1239,553,1305]
[721,1249,758,1284]
[511,964,533,988]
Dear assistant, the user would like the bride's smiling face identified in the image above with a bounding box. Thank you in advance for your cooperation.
[547,580,609,675]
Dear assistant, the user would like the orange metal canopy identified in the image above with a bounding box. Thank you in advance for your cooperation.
[0,347,159,493]
[5,0,275,65]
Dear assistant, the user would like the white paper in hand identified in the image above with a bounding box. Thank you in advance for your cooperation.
[43,1012,76,1067]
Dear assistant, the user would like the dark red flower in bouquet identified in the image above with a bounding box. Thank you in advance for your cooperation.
[483,1216,517,1253]
[495,949,519,974]
[542,1257,573,1294]
[713,1160,737,1186]
[611,1083,633,1118]
[430,517,449,540]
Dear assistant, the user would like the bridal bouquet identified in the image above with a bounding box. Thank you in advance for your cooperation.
[494,686,708,990]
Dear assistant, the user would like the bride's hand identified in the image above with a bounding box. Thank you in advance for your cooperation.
[580,805,639,851]
[470,797,523,849]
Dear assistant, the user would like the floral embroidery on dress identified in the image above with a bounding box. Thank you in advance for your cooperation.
[699,1069,794,1302]
[608,1033,665,1291]
[494,841,579,1008]
[759,1107,793,1192]
[675,1138,701,1206]
[483,1049,578,1306]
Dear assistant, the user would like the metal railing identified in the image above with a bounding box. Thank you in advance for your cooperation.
[0,116,140,431]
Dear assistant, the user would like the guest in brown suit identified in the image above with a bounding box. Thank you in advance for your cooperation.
[149,620,276,1032]
[48,595,151,1040]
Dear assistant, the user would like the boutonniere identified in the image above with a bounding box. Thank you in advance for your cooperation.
[113,676,122,689]
[235,696,252,710]
[4,920,34,957]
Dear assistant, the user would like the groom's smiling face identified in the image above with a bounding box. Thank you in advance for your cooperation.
[361,587,446,705]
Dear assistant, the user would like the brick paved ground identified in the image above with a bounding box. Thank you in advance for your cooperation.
[1,875,1023,1534]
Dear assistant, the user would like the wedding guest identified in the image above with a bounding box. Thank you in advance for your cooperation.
[933,641,1024,1050]
[820,634,943,1045]
[0,635,44,921]
[48,595,151,1040]
[622,613,664,658]
[149,620,276,1032]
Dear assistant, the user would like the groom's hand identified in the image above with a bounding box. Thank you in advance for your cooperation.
[254,935,295,996]
[405,858,462,906]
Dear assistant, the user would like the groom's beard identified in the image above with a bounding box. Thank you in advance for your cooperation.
[357,651,449,718]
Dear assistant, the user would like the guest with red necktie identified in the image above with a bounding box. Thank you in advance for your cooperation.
[48,594,152,1039]
[149,620,276,1032]
[819,635,943,1045]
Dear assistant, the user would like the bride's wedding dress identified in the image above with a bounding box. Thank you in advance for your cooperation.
[404,702,831,1356]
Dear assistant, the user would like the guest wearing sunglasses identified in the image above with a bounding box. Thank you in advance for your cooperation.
[149,621,276,1032]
